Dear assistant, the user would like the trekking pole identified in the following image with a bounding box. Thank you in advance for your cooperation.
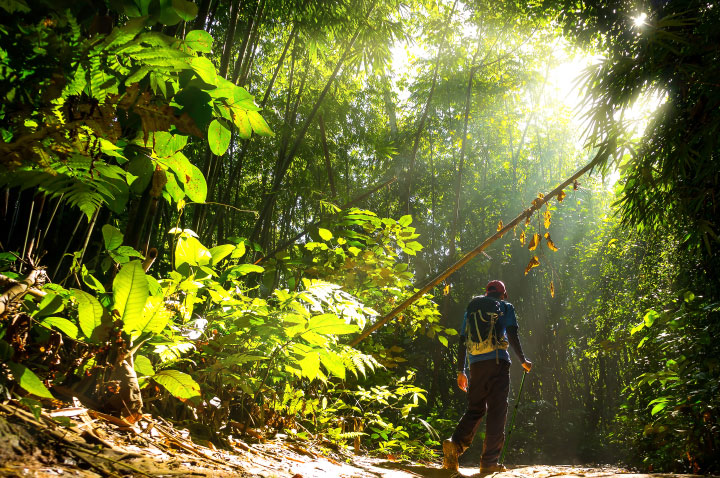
[499,370,527,465]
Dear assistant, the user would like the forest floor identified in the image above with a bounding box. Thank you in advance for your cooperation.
[0,401,708,478]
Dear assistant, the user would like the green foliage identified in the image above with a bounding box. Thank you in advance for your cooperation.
[0,2,272,219]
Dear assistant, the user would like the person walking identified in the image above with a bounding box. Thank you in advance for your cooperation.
[442,280,532,473]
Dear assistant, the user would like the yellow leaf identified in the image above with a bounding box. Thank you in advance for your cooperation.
[528,233,540,251]
[550,281,555,298]
[497,220,503,231]
[543,210,551,229]
[544,232,559,251]
[524,256,540,275]
[443,284,450,296]
[537,192,544,199]
[520,230,526,246]
[557,190,566,202]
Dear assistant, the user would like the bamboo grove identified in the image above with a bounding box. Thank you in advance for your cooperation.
[1,0,718,472]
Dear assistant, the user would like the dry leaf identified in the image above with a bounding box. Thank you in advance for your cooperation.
[573,180,579,190]
[537,192,545,199]
[544,232,559,251]
[524,256,540,275]
[543,210,551,229]
[525,216,531,226]
[558,190,566,202]
[528,233,540,251]
[443,284,450,296]
[520,230,526,246]
[497,220,503,231]
[550,281,555,297]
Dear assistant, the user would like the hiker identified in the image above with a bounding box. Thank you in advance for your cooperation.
[442,280,532,473]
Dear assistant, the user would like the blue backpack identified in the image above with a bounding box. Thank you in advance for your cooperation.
[465,296,509,355]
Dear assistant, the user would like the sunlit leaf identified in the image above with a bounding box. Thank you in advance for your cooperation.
[246,110,274,136]
[320,350,346,380]
[497,220,503,231]
[520,230,526,246]
[543,210,551,229]
[209,244,234,265]
[208,119,231,156]
[41,317,79,339]
[524,256,540,275]
[528,233,540,251]
[125,295,170,335]
[398,215,412,227]
[101,225,123,251]
[318,228,333,241]
[113,261,149,326]
[544,232,559,251]
[153,370,200,400]
[307,314,359,335]
[7,362,54,398]
[184,30,213,53]
[134,355,155,376]
[72,289,105,340]
[298,351,320,380]
[550,281,555,298]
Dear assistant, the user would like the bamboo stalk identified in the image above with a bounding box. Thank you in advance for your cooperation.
[348,157,602,347]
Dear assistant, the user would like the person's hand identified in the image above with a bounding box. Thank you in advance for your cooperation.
[457,372,468,392]
[521,360,532,372]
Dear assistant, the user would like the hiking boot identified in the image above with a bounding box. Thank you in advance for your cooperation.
[480,463,507,474]
[442,439,459,471]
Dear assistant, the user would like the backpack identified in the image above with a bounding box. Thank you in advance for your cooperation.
[465,296,509,355]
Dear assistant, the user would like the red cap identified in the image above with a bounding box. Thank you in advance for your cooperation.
[486,280,506,296]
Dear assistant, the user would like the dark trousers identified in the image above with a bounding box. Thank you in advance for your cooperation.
[451,359,510,466]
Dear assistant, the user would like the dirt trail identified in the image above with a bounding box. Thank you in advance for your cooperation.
[0,404,709,478]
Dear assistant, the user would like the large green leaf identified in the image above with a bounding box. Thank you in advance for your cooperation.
[172,0,198,21]
[208,119,231,155]
[175,236,212,268]
[231,109,252,139]
[320,350,346,380]
[298,351,320,380]
[127,156,154,195]
[101,224,124,251]
[134,355,155,377]
[153,370,200,399]
[307,314,359,335]
[71,289,105,340]
[124,295,170,336]
[185,30,213,53]
[189,56,217,85]
[183,162,207,202]
[41,317,79,339]
[209,244,234,265]
[7,362,54,399]
[318,228,333,241]
[225,263,264,279]
[113,261,149,326]
[246,110,274,136]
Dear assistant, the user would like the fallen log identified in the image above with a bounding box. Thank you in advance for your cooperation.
[348,156,602,347]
